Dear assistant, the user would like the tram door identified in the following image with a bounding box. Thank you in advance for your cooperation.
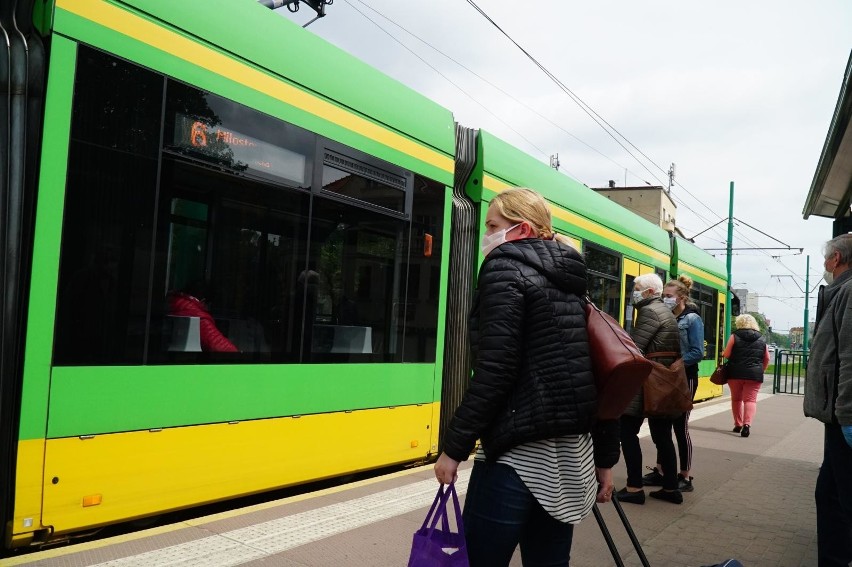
[622,259,655,330]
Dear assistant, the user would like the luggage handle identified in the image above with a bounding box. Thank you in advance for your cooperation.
[592,499,651,567]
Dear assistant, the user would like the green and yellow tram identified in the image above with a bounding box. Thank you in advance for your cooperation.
[0,0,727,549]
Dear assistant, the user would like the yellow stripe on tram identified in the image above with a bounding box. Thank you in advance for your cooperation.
[56,0,454,176]
[677,261,726,288]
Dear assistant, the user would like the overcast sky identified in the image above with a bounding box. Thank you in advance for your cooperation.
[279,0,850,333]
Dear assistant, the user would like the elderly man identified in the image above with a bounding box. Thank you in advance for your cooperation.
[804,233,852,567]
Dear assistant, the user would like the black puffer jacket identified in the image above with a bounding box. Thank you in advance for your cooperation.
[623,296,680,417]
[442,238,620,469]
[727,329,766,382]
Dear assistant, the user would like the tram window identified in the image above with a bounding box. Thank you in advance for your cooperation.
[585,246,621,320]
[402,176,445,362]
[53,45,446,367]
[305,197,408,363]
[150,159,311,363]
[321,157,406,214]
[690,283,718,360]
[54,47,164,365]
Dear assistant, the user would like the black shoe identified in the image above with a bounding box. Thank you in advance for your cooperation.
[649,488,683,504]
[733,425,742,433]
[642,466,664,486]
[616,487,646,505]
[741,425,750,438]
[677,474,694,492]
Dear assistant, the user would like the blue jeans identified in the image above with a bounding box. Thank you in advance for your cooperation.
[463,460,574,567]
[815,423,852,566]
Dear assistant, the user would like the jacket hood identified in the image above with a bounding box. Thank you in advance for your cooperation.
[487,238,587,296]
[679,304,700,318]
[734,328,762,342]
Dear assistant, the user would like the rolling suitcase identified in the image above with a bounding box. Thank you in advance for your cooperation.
[592,498,651,567]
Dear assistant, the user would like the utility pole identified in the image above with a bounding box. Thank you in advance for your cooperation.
[803,255,810,357]
[772,257,820,354]
[725,182,734,345]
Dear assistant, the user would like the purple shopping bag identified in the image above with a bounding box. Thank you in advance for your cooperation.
[407,483,469,567]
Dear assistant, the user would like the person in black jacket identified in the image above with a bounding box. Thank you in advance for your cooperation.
[433,188,620,567]
[721,314,769,438]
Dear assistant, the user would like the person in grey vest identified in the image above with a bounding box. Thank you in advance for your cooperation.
[803,233,852,567]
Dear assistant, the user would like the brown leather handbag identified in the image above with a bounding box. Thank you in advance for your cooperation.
[710,363,729,385]
[643,352,693,417]
[584,298,653,420]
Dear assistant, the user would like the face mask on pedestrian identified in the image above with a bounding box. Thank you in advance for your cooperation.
[663,296,678,310]
[632,290,646,304]
[824,251,838,285]
[480,224,520,257]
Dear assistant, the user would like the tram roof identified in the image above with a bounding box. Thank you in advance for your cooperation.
[803,49,852,221]
[478,130,671,258]
[51,0,456,161]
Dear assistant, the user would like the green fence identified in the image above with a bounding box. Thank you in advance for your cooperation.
[772,349,807,395]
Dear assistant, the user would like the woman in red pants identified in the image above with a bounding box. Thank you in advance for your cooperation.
[721,314,769,437]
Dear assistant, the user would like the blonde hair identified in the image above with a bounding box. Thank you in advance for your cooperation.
[664,275,693,300]
[735,313,760,331]
[489,188,574,247]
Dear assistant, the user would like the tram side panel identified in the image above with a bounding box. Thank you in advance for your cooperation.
[11,0,457,548]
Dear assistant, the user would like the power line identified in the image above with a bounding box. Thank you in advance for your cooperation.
[462,0,670,189]
[345,0,646,182]
[339,0,560,167]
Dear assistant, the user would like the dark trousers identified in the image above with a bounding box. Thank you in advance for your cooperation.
[665,367,698,472]
[463,460,574,567]
[815,423,852,566]
[621,414,679,490]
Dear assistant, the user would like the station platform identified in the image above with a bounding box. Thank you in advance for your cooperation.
[3,384,821,567]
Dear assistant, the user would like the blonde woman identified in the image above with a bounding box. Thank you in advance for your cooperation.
[434,188,619,566]
[721,314,770,437]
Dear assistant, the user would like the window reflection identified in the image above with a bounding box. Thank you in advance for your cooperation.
[54,45,446,367]
[305,198,408,362]
[690,283,718,360]
[321,160,406,213]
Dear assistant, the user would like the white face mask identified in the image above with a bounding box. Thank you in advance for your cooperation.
[663,296,678,310]
[481,224,520,257]
[824,270,834,285]
[632,290,645,305]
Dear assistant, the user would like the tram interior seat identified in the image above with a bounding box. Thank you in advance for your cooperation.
[166,315,202,352]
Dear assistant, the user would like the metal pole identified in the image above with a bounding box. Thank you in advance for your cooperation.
[803,255,810,356]
[725,182,734,344]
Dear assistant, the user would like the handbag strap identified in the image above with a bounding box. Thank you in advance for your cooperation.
[448,483,465,535]
[646,351,679,359]
[423,483,464,537]
[420,484,446,531]
[424,483,457,535]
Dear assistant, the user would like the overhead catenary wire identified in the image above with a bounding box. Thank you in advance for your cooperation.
[329,1,811,295]
[462,0,671,190]
[339,0,565,171]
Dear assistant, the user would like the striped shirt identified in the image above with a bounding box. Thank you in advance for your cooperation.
[475,434,597,524]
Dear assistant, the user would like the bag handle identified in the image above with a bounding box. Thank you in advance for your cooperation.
[422,483,463,537]
[646,351,679,359]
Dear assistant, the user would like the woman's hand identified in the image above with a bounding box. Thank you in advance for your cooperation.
[595,467,614,503]
[434,453,460,485]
